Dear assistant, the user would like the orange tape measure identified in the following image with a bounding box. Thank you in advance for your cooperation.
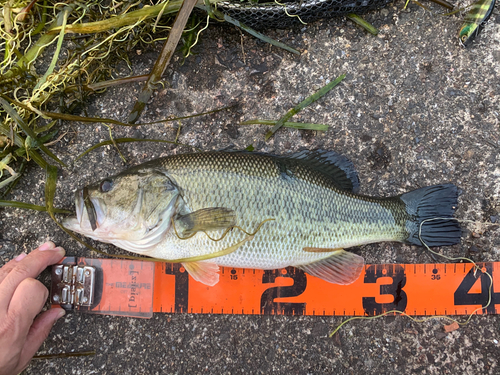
[50,257,500,318]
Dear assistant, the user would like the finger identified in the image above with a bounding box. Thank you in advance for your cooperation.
[0,244,65,308]
[0,253,27,284]
[0,242,54,284]
[0,278,48,362]
[16,308,66,373]
[7,278,49,338]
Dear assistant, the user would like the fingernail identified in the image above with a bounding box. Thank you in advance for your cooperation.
[38,241,56,251]
[53,247,66,256]
[15,253,27,262]
[56,309,66,320]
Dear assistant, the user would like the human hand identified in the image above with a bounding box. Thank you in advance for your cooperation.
[0,241,66,375]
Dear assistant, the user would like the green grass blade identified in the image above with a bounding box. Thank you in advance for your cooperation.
[31,0,48,36]
[45,165,58,218]
[9,96,233,127]
[240,119,328,131]
[0,121,48,169]
[34,8,70,90]
[346,14,379,35]
[0,200,71,213]
[428,0,454,9]
[0,122,24,148]
[50,0,189,34]
[265,74,346,140]
[6,4,77,75]
[0,175,20,189]
[64,75,149,93]
[227,17,300,55]
[128,0,200,123]
[75,138,200,161]
[0,159,27,198]
[0,97,66,167]
[199,5,300,55]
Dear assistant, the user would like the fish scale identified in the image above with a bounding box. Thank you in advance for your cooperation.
[147,152,406,268]
[64,150,461,286]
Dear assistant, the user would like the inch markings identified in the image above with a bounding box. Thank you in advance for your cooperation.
[152,262,500,317]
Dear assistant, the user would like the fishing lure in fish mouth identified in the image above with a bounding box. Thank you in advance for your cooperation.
[82,187,98,231]
[63,150,462,287]
[458,0,496,47]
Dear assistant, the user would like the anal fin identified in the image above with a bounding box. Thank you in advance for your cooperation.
[297,250,364,285]
[182,261,220,286]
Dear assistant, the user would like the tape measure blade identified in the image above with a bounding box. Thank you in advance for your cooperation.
[151,262,500,317]
[52,259,500,317]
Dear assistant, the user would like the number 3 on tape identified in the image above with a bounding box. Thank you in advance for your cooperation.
[362,265,407,316]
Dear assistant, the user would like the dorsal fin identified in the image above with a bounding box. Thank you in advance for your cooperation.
[217,149,360,192]
[283,149,360,193]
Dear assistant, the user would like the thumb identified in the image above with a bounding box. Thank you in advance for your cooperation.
[17,308,66,372]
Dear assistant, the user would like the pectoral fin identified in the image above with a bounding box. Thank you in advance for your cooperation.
[297,250,364,285]
[176,207,236,236]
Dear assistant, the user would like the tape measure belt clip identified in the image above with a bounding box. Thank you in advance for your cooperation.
[51,264,96,310]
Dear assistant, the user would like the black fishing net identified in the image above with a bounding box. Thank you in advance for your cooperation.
[217,0,394,29]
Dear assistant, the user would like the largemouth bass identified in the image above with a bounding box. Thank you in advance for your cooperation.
[63,150,461,286]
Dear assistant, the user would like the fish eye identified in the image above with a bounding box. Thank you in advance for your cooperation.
[461,34,468,42]
[100,179,113,193]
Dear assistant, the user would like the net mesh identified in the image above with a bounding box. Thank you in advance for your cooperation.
[217,0,394,29]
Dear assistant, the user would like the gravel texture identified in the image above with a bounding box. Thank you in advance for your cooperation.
[1,2,500,374]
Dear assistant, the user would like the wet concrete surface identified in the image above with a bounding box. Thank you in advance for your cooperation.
[1,1,500,374]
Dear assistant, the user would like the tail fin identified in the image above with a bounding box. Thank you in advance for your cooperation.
[400,184,461,246]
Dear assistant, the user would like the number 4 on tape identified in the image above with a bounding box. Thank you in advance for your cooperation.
[50,257,500,318]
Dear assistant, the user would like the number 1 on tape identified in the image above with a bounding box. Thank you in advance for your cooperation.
[51,258,500,318]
